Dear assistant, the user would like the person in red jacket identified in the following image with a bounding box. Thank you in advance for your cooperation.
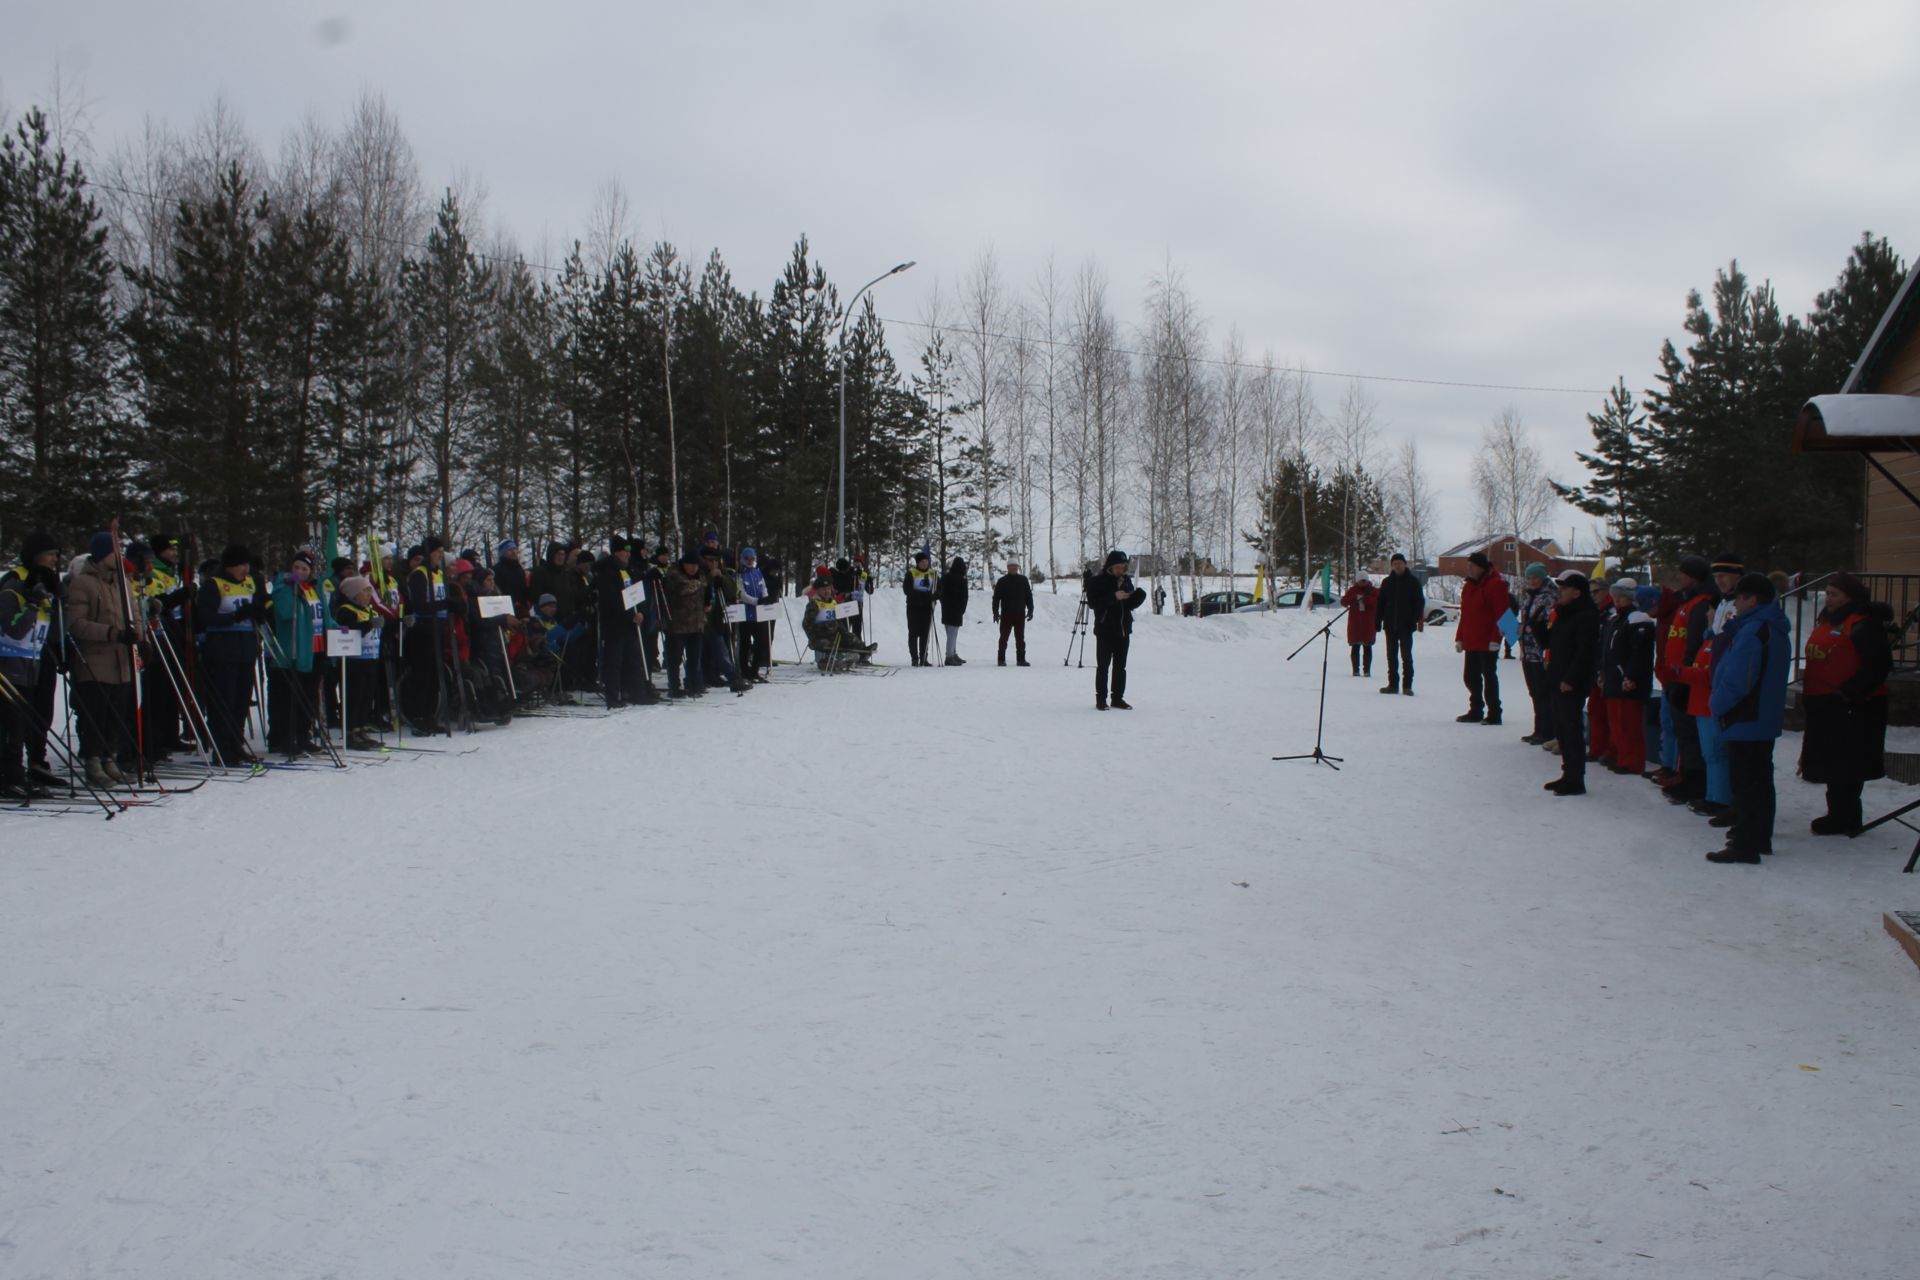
[1455,552,1511,725]
[1341,576,1379,677]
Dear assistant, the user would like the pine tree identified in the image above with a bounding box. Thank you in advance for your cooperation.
[399,191,492,540]
[0,107,127,545]
[1551,379,1652,562]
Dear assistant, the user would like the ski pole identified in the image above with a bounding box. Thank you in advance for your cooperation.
[256,624,347,768]
[0,670,122,817]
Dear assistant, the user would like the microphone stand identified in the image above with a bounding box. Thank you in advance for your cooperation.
[1273,605,1351,771]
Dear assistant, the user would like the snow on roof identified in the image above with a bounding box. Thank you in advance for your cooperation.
[1797,394,1920,450]
[1435,534,1565,558]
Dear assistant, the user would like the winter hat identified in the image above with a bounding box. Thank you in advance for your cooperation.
[405,545,424,561]
[451,558,476,577]
[1609,576,1638,595]
[1467,551,1492,570]
[291,549,316,567]
[1104,549,1130,568]
[680,548,703,567]
[914,550,931,564]
[1524,562,1548,582]
[1828,572,1869,605]
[1734,571,1774,603]
[546,541,567,561]
[152,535,178,556]
[652,546,670,560]
[813,574,833,589]
[609,534,629,554]
[423,535,446,553]
[221,543,252,569]
[1555,570,1589,592]
[702,528,721,544]
[126,540,153,566]
[87,531,114,561]
[337,575,372,599]
[1390,552,1407,564]
[498,539,518,556]
[331,557,352,578]
[739,546,757,561]
[537,593,558,609]
[20,529,60,561]
[1678,554,1711,583]
[835,557,852,572]
[1711,551,1745,575]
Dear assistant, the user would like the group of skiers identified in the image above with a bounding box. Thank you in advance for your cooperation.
[0,525,1078,803]
[1419,549,1885,866]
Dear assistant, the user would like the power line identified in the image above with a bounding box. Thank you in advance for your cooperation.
[82,175,1606,398]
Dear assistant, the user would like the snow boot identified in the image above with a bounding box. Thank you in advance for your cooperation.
[1379,683,1399,695]
[1810,808,1861,836]
[1482,713,1503,726]
[1706,846,1761,864]
[84,757,113,790]
[1111,698,1133,710]
[1456,711,1483,724]
[1016,656,1030,667]
[1095,695,1108,711]
[28,763,63,788]
[998,655,1007,666]
[945,655,963,666]
[1548,779,1585,796]
[1401,686,1413,697]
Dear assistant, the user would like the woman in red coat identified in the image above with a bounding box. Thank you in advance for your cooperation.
[1340,577,1380,677]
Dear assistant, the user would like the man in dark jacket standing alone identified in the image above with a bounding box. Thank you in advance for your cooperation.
[1456,551,1510,724]
[1375,553,1424,696]
[992,562,1035,666]
[1087,550,1146,709]
[1544,571,1601,795]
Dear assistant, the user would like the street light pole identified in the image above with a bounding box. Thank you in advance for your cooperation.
[837,260,916,561]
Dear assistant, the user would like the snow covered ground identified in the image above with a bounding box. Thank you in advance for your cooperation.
[4,590,1915,1279]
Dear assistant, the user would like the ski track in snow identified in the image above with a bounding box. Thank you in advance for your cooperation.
[3,590,1915,1279]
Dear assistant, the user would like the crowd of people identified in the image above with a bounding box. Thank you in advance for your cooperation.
[0,526,1074,803]
[1418,549,1892,866]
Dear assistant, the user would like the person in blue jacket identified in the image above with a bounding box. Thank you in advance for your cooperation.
[737,547,772,683]
[266,550,325,756]
[1705,572,1791,864]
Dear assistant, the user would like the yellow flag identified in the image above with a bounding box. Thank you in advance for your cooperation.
[1251,566,1264,603]
[1591,556,1606,578]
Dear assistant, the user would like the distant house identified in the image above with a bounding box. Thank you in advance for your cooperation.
[1793,269,1920,571]
[1434,534,1585,580]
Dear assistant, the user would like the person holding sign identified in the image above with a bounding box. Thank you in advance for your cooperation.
[594,537,655,709]
[737,547,772,683]
[331,575,386,751]
[802,573,876,669]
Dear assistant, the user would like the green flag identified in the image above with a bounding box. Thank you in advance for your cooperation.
[321,514,341,593]
[1320,563,1332,604]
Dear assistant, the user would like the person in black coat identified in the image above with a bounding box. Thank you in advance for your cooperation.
[902,549,938,666]
[992,562,1035,666]
[937,556,970,666]
[1374,553,1425,696]
[1543,571,1601,796]
[593,537,654,708]
[1087,549,1147,709]
[1801,573,1893,834]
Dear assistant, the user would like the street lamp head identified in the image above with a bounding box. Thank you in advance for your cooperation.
[891,261,916,276]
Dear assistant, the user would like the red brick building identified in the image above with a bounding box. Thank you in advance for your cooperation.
[1434,535,1585,581]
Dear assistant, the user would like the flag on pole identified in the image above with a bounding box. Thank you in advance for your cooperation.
[1320,563,1332,604]
[1591,555,1606,579]
[1251,566,1264,604]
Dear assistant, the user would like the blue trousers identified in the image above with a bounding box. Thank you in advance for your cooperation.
[1696,713,1731,806]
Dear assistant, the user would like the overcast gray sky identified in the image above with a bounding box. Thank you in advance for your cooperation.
[6,0,1917,553]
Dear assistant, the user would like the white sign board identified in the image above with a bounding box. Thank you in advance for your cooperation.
[476,594,514,618]
[621,580,647,609]
[724,603,748,624]
[836,597,861,617]
[326,628,364,658]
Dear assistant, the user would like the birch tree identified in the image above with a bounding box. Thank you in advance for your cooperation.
[1471,406,1556,582]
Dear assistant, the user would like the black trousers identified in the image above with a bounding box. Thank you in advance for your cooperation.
[142,640,182,756]
[267,665,318,751]
[342,659,379,736]
[1095,633,1129,700]
[665,632,705,693]
[27,654,55,766]
[75,680,131,763]
[1349,642,1373,675]
[1727,738,1776,854]
[1463,650,1501,718]
[737,622,769,677]
[1523,662,1555,737]
[601,625,645,707]
[1553,689,1586,784]
[0,682,30,784]
[1381,628,1414,689]
[907,610,934,664]
[405,619,444,727]
[203,657,255,765]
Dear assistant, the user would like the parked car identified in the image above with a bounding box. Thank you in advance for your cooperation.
[1233,589,1333,613]
[1425,601,1458,626]
[1183,590,1255,617]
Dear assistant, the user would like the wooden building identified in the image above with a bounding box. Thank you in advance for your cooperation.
[1434,535,1583,580]
[1795,270,1920,571]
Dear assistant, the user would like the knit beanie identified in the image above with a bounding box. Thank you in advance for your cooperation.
[21,529,60,561]
[1104,549,1130,568]
[87,531,114,561]
[337,575,372,599]
[1524,562,1547,581]
[1634,586,1661,612]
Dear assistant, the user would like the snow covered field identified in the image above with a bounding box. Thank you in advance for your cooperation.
[4,590,1915,1279]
